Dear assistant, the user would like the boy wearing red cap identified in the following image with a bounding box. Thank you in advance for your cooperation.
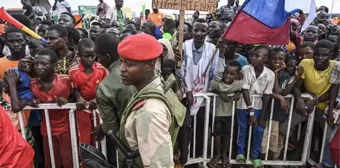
[118,34,185,168]
[69,39,108,145]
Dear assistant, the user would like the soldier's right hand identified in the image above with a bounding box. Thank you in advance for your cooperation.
[186,91,194,106]
[93,125,105,141]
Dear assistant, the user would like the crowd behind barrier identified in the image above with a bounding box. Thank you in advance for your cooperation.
[19,93,334,167]
[21,104,107,168]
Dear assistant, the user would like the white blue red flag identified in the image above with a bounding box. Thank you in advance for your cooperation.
[225,0,316,45]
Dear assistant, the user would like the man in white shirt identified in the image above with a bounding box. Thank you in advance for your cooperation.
[52,0,71,17]
[182,18,219,159]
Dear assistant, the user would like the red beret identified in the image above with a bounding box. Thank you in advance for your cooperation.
[118,34,163,61]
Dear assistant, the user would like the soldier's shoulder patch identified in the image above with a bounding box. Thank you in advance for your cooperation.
[132,99,145,111]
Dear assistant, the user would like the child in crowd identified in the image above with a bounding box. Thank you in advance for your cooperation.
[278,56,303,137]
[29,48,73,168]
[1,68,34,146]
[28,38,45,57]
[327,32,340,60]
[161,59,186,100]
[261,48,297,160]
[236,46,275,168]
[209,60,243,168]
[299,42,314,60]
[69,39,108,145]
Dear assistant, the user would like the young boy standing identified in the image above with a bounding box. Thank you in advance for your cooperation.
[29,48,73,168]
[236,46,275,167]
[261,48,295,160]
[69,39,108,145]
[210,60,243,168]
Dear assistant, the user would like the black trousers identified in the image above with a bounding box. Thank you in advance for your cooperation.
[190,107,206,158]
[31,125,44,168]
[177,109,192,164]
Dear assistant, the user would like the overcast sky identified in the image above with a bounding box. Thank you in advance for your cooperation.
[1,0,340,16]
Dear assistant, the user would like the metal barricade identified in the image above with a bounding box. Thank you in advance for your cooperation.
[307,118,338,168]
[19,104,106,168]
[185,93,317,167]
[16,93,332,167]
[185,93,211,166]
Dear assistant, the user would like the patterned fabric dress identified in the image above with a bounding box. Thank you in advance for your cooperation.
[0,95,35,146]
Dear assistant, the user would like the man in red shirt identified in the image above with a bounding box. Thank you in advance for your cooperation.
[69,39,108,145]
[29,48,73,168]
[0,105,34,168]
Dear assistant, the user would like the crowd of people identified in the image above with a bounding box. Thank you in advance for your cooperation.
[1,0,340,168]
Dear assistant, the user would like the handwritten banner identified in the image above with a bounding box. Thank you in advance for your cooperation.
[152,0,216,12]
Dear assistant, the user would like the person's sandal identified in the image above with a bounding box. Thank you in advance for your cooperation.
[251,159,264,168]
[236,154,246,164]
[222,162,231,168]
[208,157,221,168]
[207,162,220,168]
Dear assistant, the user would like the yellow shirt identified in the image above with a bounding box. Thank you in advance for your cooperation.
[300,59,337,109]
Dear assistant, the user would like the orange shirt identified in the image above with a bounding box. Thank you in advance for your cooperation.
[30,74,73,136]
[0,24,5,34]
[0,57,19,79]
[148,12,164,26]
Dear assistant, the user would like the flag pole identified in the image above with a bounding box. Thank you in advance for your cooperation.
[330,0,335,19]
[202,1,248,77]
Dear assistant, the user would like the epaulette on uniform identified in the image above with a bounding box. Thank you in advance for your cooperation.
[132,99,145,111]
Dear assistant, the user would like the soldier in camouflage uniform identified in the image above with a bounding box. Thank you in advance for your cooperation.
[117,34,186,168]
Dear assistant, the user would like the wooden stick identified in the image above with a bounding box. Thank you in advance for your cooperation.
[202,30,227,77]
[176,10,185,68]
[202,4,244,78]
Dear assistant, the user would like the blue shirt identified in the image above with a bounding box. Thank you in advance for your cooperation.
[10,68,41,125]
[154,25,162,40]
[11,68,33,100]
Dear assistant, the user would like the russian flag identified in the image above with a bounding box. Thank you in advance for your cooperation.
[225,0,316,45]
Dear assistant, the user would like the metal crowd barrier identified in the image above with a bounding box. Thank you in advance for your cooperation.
[185,93,318,167]
[20,104,106,168]
[16,93,335,167]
